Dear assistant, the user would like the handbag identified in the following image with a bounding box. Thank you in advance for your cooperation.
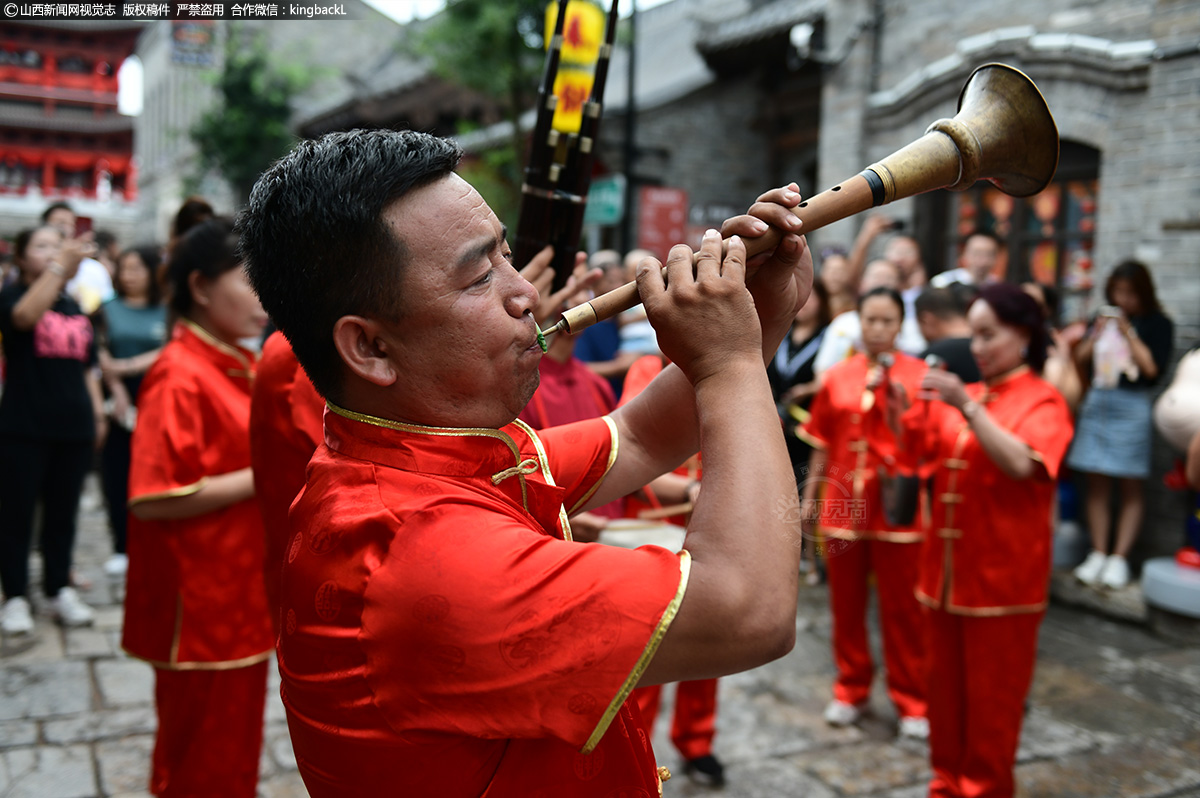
[878,466,920,527]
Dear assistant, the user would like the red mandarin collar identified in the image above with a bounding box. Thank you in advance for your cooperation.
[322,402,549,483]
[175,319,258,378]
[976,364,1033,403]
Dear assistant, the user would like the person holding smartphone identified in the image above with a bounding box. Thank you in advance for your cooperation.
[40,202,114,314]
[1070,261,1174,589]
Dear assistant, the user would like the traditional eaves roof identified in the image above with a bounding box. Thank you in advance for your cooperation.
[696,0,825,56]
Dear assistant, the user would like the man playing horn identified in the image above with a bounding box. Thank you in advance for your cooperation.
[237,128,810,797]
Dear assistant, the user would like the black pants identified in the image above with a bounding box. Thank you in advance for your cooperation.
[0,436,93,599]
[100,424,131,555]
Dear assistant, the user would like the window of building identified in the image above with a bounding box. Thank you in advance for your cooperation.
[933,140,1099,323]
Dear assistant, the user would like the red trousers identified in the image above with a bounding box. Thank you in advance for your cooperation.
[927,609,1044,798]
[825,538,927,718]
[151,661,268,798]
[632,679,718,760]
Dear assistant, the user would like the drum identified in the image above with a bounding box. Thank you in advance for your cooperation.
[597,518,686,554]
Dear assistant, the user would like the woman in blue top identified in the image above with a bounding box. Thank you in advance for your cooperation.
[96,245,168,578]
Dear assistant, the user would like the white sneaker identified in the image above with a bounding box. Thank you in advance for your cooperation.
[898,715,930,740]
[824,699,862,727]
[103,554,128,578]
[49,587,94,627]
[1100,555,1130,590]
[1,597,34,636]
[1073,550,1108,586]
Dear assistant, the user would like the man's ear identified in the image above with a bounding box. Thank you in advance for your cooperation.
[332,315,400,387]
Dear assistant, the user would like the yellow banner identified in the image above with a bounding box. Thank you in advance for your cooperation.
[545,0,605,67]
[551,66,595,133]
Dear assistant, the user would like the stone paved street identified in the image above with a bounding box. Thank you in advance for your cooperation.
[1,473,1199,797]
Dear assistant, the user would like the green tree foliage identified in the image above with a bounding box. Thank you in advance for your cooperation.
[417,0,549,224]
[190,26,312,204]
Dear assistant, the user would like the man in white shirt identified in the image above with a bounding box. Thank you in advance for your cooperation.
[929,230,1003,289]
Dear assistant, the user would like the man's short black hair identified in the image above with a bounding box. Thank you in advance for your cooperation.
[963,228,1003,249]
[237,129,464,403]
[41,201,74,223]
[915,286,967,320]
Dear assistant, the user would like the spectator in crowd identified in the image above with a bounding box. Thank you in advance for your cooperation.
[122,217,273,798]
[768,279,832,585]
[800,286,931,739]
[575,248,638,397]
[617,247,662,360]
[768,279,832,480]
[908,283,1073,798]
[814,258,901,376]
[41,201,114,314]
[0,226,104,635]
[0,250,15,289]
[94,229,120,279]
[1069,260,1174,589]
[1022,281,1086,413]
[170,197,215,247]
[847,215,927,353]
[817,246,857,318]
[930,229,1003,289]
[916,285,981,383]
[95,245,168,579]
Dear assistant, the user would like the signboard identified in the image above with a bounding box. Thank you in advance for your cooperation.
[584,174,625,226]
[171,21,217,67]
[637,186,689,262]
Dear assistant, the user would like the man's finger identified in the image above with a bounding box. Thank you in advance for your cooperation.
[695,229,722,281]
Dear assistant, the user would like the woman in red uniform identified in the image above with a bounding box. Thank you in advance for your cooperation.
[121,217,273,798]
[799,286,930,738]
[909,283,1073,798]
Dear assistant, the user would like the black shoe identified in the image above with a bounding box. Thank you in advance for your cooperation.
[683,754,726,787]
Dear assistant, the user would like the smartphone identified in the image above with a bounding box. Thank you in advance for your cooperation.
[1097,305,1123,318]
[75,216,94,237]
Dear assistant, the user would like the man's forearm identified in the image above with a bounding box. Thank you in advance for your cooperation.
[636,359,801,684]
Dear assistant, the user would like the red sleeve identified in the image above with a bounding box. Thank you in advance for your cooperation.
[129,364,207,503]
[616,354,664,407]
[360,506,689,751]
[537,416,617,515]
[1013,392,1074,481]
[799,380,833,449]
[290,364,324,448]
[904,400,957,472]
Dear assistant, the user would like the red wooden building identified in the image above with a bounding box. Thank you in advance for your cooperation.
[0,21,142,203]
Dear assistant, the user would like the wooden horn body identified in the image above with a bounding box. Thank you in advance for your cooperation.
[553,62,1059,336]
